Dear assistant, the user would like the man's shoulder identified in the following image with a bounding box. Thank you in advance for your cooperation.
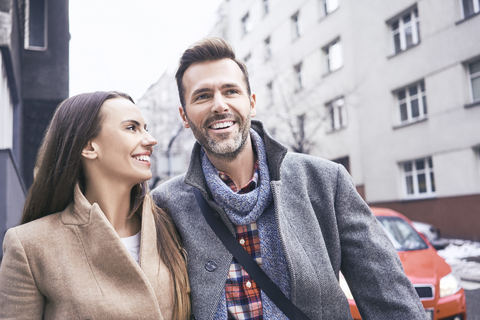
[283,152,340,173]
[151,174,190,203]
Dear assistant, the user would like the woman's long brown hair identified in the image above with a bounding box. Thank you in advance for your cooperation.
[21,91,190,319]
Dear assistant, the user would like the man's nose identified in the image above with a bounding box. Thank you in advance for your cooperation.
[211,93,229,114]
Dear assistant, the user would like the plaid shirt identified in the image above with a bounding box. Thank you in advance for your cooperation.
[218,162,263,319]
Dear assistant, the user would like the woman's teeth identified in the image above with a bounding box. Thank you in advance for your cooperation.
[133,155,150,162]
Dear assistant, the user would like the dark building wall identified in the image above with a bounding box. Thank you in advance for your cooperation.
[21,0,69,187]
[370,194,480,242]
[1,0,24,166]
[0,150,26,257]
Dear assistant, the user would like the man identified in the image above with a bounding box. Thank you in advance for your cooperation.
[152,37,426,320]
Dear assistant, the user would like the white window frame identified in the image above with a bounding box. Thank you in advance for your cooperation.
[396,80,427,124]
[291,11,301,40]
[241,12,251,36]
[323,39,343,73]
[468,59,480,102]
[264,36,271,61]
[320,0,339,17]
[390,7,420,54]
[401,157,436,199]
[294,62,303,92]
[327,97,347,131]
[461,0,480,18]
[0,54,13,149]
[24,0,48,51]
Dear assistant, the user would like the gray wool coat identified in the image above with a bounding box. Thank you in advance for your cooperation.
[152,120,427,320]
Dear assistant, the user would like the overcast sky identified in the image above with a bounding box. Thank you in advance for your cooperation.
[69,0,223,101]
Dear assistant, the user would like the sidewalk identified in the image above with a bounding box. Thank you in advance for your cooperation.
[436,240,480,284]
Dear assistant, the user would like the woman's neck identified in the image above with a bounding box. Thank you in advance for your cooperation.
[83,179,141,238]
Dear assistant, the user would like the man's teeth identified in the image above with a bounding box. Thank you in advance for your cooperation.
[134,155,150,162]
[211,121,234,129]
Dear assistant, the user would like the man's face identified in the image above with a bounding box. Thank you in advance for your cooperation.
[179,58,256,162]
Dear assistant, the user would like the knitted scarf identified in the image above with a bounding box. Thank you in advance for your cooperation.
[202,129,290,319]
[202,129,272,225]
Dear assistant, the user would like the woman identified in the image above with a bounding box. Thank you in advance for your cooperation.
[0,92,190,319]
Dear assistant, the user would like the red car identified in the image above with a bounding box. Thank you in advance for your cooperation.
[339,207,467,320]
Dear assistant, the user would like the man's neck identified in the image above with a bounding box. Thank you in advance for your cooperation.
[206,137,256,189]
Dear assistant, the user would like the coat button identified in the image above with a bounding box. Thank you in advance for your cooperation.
[205,260,217,272]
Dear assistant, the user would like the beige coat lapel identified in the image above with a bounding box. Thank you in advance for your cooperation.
[139,195,175,320]
[61,185,173,319]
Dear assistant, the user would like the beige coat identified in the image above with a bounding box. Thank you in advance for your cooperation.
[0,185,174,319]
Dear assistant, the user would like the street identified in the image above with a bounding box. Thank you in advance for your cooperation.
[463,281,480,319]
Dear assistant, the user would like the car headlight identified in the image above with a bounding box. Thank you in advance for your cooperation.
[339,274,354,300]
[439,272,462,298]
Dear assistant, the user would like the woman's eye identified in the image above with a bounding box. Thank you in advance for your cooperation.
[126,125,136,131]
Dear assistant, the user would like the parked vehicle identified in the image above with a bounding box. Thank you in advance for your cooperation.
[412,220,449,250]
[340,207,466,320]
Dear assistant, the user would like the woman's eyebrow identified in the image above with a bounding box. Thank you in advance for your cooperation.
[120,119,141,126]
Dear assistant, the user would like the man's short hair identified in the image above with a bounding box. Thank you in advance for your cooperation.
[175,37,251,109]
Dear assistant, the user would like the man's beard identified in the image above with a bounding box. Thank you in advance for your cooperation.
[187,111,251,163]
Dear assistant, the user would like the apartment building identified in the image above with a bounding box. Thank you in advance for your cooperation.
[212,0,480,240]
[140,0,480,240]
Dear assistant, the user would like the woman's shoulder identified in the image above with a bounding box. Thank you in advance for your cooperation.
[7,209,66,245]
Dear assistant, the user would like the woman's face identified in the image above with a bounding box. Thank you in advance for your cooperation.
[90,97,157,186]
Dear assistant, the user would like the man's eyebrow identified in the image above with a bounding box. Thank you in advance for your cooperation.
[221,83,241,89]
[191,87,212,97]
[191,83,242,97]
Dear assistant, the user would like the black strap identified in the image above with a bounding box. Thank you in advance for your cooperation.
[193,188,310,320]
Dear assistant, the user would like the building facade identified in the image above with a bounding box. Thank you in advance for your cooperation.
[214,0,480,240]
[0,0,69,254]
[140,0,480,240]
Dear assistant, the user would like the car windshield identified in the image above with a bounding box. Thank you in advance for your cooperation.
[376,216,429,251]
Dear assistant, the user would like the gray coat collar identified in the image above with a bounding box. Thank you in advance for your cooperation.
[183,120,288,198]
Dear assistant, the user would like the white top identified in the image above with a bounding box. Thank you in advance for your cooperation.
[120,231,141,264]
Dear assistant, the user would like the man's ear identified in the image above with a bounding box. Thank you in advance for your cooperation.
[250,93,257,118]
[81,141,98,160]
[179,106,190,129]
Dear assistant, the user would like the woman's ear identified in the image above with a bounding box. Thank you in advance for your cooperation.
[81,141,98,160]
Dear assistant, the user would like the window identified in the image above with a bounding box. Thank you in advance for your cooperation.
[1,54,13,149]
[462,0,480,18]
[396,81,427,124]
[401,157,435,198]
[468,60,480,102]
[263,0,270,15]
[291,11,301,40]
[241,12,251,35]
[327,97,347,131]
[25,0,47,50]
[332,156,350,173]
[294,62,303,92]
[320,0,339,16]
[390,7,420,54]
[266,81,273,106]
[264,36,271,61]
[324,39,343,73]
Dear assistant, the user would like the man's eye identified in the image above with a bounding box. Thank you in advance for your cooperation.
[195,94,209,101]
[226,89,238,95]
